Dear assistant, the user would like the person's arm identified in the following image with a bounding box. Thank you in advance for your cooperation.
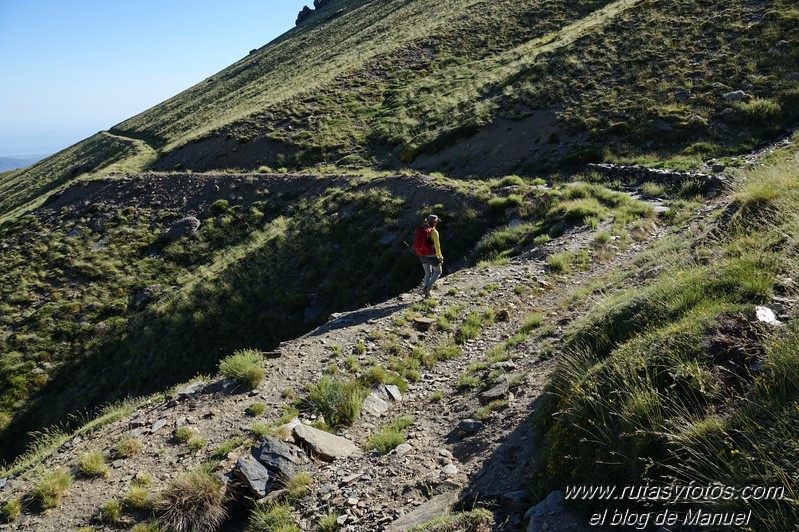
[431,229,443,260]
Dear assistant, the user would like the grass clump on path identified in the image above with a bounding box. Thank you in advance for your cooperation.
[304,376,367,429]
[158,466,226,532]
[218,349,265,389]
[365,415,415,454]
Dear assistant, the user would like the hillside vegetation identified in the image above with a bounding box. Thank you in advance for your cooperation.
[1,0,798,530]
[2,0,797,219]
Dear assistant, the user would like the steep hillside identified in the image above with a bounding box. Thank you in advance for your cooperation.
[1,0,798,530]
[2,0,797,218]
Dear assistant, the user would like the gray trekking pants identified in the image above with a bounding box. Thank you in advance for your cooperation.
[420,255,442,291]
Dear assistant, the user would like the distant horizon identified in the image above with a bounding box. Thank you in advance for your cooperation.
[0,1,309,159]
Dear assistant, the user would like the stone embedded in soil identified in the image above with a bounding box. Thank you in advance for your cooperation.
[236,453,273,498]
[499,489,530,511]
[176,381,206,399]
[385,384,402,402]
[293,424,359,461]
[150,418,167,434]
[394,443,413,457]
[386,491,459,531]
[165,216,201,240]
[442,464,458,476]
[362,392,390,417]
[413,317,436,331]
[456,419,484,437]
[255,436,313,477]
[479,381,510,405]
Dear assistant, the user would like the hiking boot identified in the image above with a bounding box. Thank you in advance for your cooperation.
[423,288,431,298]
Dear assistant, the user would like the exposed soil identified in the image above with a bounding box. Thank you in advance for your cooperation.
[411,112,586,177]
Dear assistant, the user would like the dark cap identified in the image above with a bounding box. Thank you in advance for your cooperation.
[425,214,440,224]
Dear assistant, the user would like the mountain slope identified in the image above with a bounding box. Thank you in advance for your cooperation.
[1,0,798,529]
[3,0,797,219]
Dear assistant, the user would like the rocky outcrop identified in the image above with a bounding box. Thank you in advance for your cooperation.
[586,163,729,191]
[165,216,200,239]
[296,0,338,25]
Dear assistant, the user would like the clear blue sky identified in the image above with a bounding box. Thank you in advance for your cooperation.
[0,0,309,156]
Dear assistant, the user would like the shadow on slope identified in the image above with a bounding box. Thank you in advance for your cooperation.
[0,175,494,463]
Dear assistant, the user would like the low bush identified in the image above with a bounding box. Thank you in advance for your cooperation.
[365,415,415,454]
[1,498,21,523]
[33,469,72,509]
[158,467,226,532]
[304,376,366,428]
[247,502,299,532]
[77,450,109,478]
[113,436,143,458]
[100,499,123,524]
[218,349,265,389]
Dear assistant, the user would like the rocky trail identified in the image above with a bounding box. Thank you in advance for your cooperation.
[0,179,725,531]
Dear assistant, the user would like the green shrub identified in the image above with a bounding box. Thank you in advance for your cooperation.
[735,98,782,126]
[304,376,366,428]
[131,522,161,532]
[549,198,607,224]
[174,426,195,444]
[247,502,299,532]
[365,415,415,454]
[1,498,21,523]
[246,402,266,417]
[158,467,226,532]
[498,175,525,187]
[408,508,494,531]
[218,349,265,389]
[212,436,249,459]
[124,486,153,510]
[33,469,73,509]
[100,499,123,524]
[520,312,543,333]
[547,252,572,273]
[317,511,341,531]
[210,199,230,215]
[361,365,388,386]
[456,374,480,390]
[282,471,314,500]
[113,436,143,458]
[78,450,109,478]
[475,399,509,421]
[187,436,207,453]
[639,182,665,198]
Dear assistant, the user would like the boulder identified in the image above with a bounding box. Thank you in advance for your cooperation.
[386,491,458,531]
[724,90,750,102]
[254,437,313,478]
[296,5,313,25]
[165,216,200,240]
[456,419,484,437]
[479,382,510,405]
[526,490,564,530]
[235,453,272,498]
[362,392,390,417]
[293,424,358,461]
[384,384,402,402]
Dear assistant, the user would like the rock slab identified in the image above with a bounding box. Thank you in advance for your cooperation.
[293,424,358,462]
[255,437,313,478]
[387,491,459,531]
[236,453,272,498]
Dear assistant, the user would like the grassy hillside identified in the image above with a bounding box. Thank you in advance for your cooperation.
[532,137,799,529]
[0,1,798,526]
[3,0,797,219]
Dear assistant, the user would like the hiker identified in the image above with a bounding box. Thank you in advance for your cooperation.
[414,214,443,298]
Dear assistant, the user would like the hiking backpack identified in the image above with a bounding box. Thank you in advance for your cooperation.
[413,226,435,256]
